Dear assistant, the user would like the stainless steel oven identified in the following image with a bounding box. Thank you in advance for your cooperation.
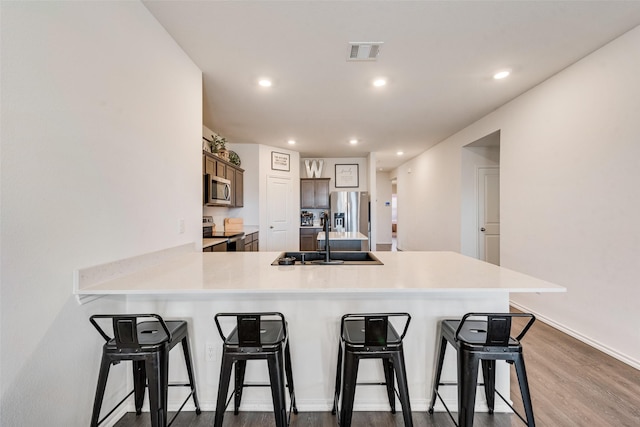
[227,233,245,252]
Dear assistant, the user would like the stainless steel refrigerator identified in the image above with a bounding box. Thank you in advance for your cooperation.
[330,191,371,249]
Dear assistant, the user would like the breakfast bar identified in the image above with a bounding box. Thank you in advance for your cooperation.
[75,249,565,414]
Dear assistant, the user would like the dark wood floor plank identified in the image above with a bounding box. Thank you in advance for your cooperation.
[115,411,514,427]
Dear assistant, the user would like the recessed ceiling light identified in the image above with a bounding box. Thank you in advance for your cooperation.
[397,151,404,156]
[373,78,387,87]
[258,79,272,87]
[287,139,296,145]
[349,139,358,145]
[493,70,510,80]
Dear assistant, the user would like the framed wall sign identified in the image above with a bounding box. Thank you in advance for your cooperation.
[335,164,359,188]
[271,151,290,171]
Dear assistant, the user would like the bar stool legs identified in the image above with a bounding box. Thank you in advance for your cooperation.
[267,350,288,427]
[428,313,537,427]
[334,346,413,427]
[89,315,201,427]
[332,313,413,427]
[213,312,297,427]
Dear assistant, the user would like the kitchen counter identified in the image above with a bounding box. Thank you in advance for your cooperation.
[202,226,259,250]
[316,231,368,241]
[317,231,369,250]
[74,248,565,413]
[77,250,563,295]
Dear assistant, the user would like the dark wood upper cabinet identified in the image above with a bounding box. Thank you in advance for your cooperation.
[203,151,244,207]
[234,169,244,207]
[300,178,330,209]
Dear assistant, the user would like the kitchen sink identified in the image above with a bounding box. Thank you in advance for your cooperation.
[272,251,383,265]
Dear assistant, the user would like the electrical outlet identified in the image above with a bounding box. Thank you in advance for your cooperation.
[206,342,216,362]
[179,218,185,234]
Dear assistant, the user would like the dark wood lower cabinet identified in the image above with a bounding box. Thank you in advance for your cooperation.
[300,227,321,251]
[244,231,259,252]
[204,242,227,252]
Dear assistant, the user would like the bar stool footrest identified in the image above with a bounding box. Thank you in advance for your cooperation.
[430,384,531,427]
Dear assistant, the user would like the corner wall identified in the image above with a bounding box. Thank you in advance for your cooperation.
[397,25,640,367]
[1,2,202,424]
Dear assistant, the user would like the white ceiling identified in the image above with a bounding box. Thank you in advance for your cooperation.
[143,1,640,171]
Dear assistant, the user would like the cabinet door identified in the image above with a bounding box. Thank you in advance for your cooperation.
[314,179,330,208]
[300,234,315,251]
[300,228,317,251]
[212,242,227,252]
[204,156,216,176]
[216,160,226,179]
[227,167,236,206]
[235,170,244,207]
[300,179,315,208]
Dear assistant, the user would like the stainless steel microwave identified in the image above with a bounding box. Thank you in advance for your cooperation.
[204,174,231,205]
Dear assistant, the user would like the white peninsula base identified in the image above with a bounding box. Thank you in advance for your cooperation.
[76,250,564,415]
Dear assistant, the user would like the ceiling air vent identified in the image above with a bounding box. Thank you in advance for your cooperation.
[347,42,383,61]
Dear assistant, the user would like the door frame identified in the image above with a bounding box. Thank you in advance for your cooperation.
[476,166,500,264]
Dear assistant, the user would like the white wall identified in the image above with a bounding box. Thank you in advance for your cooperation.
[227,143,260,226]
[396,139,463,252]
[397,25,640,367]
[1,2,202,425]
[300,157,368,191]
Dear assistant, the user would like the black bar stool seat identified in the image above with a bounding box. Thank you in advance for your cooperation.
[89,314,201,427]
[214,312,297,427]
[332,313,413,427]
[428,312,536,427]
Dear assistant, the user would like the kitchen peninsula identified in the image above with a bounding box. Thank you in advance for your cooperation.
[75,249,565,413]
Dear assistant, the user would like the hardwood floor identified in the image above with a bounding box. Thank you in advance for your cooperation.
[114,312,640,427]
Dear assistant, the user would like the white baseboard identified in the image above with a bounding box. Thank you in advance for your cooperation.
[509,301,640,370]
[99,406,128,427]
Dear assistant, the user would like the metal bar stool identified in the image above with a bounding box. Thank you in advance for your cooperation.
[428,312,536,427]
[214,312,298,427]
[89,314,201,427]
[332,313,413,427]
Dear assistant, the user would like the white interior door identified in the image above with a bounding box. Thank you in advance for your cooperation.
[478,167,500,265]
[266,175,292,251]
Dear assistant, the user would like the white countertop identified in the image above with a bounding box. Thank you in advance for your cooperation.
[316,231,368,240]
[76,251,566,296]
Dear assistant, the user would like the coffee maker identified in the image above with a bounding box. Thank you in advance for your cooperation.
[301,211,314,226]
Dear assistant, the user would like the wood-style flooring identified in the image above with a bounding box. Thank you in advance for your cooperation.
[114,311,640,427]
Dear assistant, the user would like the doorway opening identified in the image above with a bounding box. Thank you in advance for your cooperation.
[374,171,396,251]
[391,183,397,251]
[461,131,501,264]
